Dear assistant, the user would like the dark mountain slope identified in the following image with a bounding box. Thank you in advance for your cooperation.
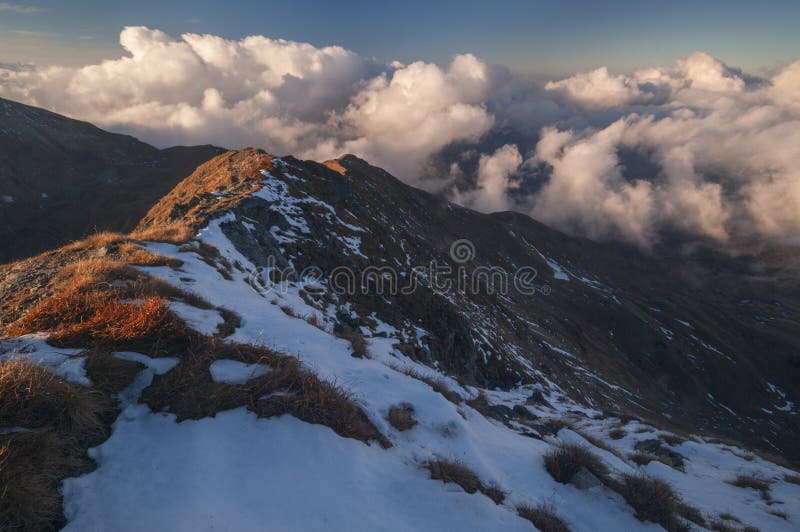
[137,149,800,460]
[0,97,223,262]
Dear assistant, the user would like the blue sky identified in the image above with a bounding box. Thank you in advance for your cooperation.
[1,0,799,74]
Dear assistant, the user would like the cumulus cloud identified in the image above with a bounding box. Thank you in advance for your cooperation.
[1,27,799,248]
[0,26,492,185]
[451,144,522,213]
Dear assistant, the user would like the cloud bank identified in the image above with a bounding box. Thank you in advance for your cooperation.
[2,27,799,248]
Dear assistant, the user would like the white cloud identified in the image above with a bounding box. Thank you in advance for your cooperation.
[451,144,522,212]
[545,67,652,110]
[1,28,799,248]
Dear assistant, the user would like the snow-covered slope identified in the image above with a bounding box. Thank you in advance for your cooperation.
[2,149,799,531]
[37,219,796,531]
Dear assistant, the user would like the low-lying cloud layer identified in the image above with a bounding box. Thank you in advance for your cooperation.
[2,27,799,247]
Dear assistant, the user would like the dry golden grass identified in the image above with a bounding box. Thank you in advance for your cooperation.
[8,289,192,356]
[141,338,390,446]
[609,427,626,440]
[613,473,689,532]
[0,359,107,437]
[517,504,571,532]
[544,443,609,484]
[425,459,483,494]
[61,231,128,253]
[387,405,418,431]
[729,474,772,500]
[4,254,217,356]
[136,149,270,230]
[424,459,505,504]
[129,222,196,244]
[83,349,146,395]
[118,242,183,267]
[0,360,111,531]
[1,431,81,531]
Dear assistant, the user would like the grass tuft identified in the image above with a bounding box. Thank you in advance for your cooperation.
[387,405,418,431]
[129,222,196,244]
[609,427,626,440]
[424,459,505,504]
[0,360,111,531]
[543,443,609,484]
[0,359,106,438]
[729,474,772,500]
[140,339,390,447]
[614,472,688,532]
[517,504,571,532]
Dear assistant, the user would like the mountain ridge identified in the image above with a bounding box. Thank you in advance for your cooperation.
[0,97,224,262]
[131,147,800,459]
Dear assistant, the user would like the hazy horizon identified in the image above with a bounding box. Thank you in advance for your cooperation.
[2,0,799,75]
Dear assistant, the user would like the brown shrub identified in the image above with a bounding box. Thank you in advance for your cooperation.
[609,428,626,440]
[426,459,473,494]
[729,474,772,500]
[0,361,112,531]
[544,443,609,484]
[481,482,507,505]
[517,504,571,532]
[0,359,106,438]
[425,459,505,503]
[334,324,369,358]
[0,431,82,531]
[387,405,417,431]
[661,434,685,446]
[83,349,146,394]
[677,502,706,527]
[141,339,389,447]
[215,308,242,338]
[785,473,800,485]
[615,473,685,531]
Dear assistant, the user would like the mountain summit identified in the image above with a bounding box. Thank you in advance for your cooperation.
[1,147,799,531]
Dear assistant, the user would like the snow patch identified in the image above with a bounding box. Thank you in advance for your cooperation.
[209,359,271,384]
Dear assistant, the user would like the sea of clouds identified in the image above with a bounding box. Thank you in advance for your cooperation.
[2,26,798,248]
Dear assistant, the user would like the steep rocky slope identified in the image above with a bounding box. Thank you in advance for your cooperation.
[139,149,800,460]
[0,97,223,262]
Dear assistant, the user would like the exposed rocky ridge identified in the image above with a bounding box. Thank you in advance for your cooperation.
[137,149,800,461]
[0,97,224,263]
